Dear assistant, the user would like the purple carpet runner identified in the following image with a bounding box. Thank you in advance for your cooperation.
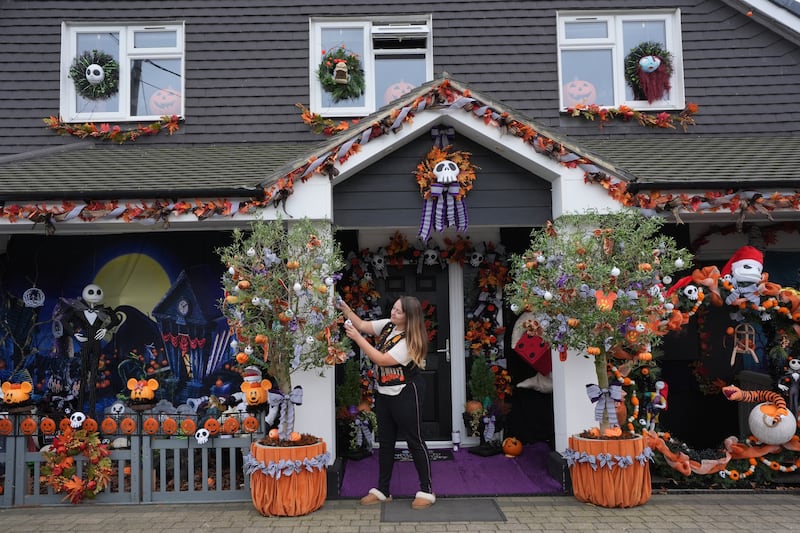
[339,442,563,498]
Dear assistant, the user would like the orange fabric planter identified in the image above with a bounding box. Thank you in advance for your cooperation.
[568,435,651,508]
[249,440,328,517]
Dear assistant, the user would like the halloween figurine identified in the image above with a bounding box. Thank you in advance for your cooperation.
[644,380,668,432]
[61,284,121,416]
[778,356,800,418]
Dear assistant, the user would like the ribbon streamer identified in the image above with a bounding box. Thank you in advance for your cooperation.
[243,451,331,479]
[266,386,304,440]
[417,182,469,241]
[482,414,496,443]
[431,126,455,149]
[586,383,623,425]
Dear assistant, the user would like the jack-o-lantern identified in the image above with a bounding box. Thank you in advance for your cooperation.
[222,417,240,435]
[562,79,597,107]
[0,418,11,436]
[120,416,137,435]
[127,378,159,403]
[142,417,160,435]
[204,417,221,436]
[40,417,57,435]
[502,436,524,457]
[384,80,416,104]
[20,416,37,435]
[180,418,196,435]
[242,415,259,433]
[148,87,181,116]
[101,417,118,434]
[161,417,178,435]
[59,417,72,433]
[83,417,98,433]
[241,378,272,406]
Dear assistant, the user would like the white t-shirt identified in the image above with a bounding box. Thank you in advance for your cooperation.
[371,318,411,396]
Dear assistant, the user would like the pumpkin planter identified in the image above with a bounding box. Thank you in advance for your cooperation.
[245,439,329,517]
[566,435,651,508]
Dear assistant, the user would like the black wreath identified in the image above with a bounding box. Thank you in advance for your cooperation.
[624,41,673,101]
[69,50,120,101]
[317,47,365,103]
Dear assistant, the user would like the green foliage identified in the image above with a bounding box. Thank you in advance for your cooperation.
[216,217,346,394]
[468,354,496,407]
[336,357,363,409]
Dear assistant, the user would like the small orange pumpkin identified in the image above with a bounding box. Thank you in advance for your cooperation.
[120,417,137,435]
[101,417,118,434]
[242,415,259,433]
[161,417,178,436]
[142,417,160,435]
[502,436,524,457]
[20,416,37,435]
[289,431,301,442]
[83,417,98,433]
[204,418,221,436]
[59,417,72,433]
[180,418,196,435]
[0,418,12,436]
[236,351,249,364]
[464,400,483,414]
[222,417,240,435]
[40,417,57,435]
[237,279,251,290]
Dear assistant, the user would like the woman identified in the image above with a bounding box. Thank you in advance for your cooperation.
[338,295,436,509]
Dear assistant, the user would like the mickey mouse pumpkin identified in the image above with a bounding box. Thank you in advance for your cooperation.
[127,378,159,404]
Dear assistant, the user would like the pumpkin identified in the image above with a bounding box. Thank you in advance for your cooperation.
[236,351,249,364]
[254,334,268,345]
[59,417,72,433]
[180,418,196,435]
[204,418,221,436]
[222,417,240,435]
[40,417,57,435]
[148,87,181,116]
[120,417,137,435]
[289,431,301,442]
[749,403,797,445]
[142,417,160,435]
[0,418,12,436]
[502,436,524,457]
[242,415,259,433]
[383,80,415,104]
[101,417,118,435]
[20,416,37,435]
[161,417,178,436]
[83,417,98,433]
[237,279,251,290]
[268,428,280,440]
[464,400,483,414]
[563,79,597,107]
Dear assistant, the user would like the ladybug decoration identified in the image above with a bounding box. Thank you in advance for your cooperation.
[562,79,597,107]
[383,80,416,104]
[502,436,524,457]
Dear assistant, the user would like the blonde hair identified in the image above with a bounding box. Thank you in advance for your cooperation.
[398,296,428,369]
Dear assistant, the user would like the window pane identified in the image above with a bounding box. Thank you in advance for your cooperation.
[75,32,120,114]
[564,20,607,39]
[622,21,667,100]
[320,27,365,108]
[561,49,613,106]
[376,55,425,106]
[130,58,182,116]
[133,30,177,49]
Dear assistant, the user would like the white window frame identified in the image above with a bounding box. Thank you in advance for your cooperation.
[556,10,684,111]
[60,22,185,123]
[309,16,434,116]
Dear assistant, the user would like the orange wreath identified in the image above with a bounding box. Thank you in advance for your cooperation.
[414,145,478,201]
[41,427,113,504]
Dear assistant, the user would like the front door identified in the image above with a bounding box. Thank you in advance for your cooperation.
[378,264,451,440]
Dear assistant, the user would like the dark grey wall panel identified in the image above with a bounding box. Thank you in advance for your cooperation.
[333,133,551,229]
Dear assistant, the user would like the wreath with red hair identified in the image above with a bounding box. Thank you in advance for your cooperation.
[624,41,673,103]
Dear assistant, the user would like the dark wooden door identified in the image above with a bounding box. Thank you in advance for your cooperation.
[378,264,451,440]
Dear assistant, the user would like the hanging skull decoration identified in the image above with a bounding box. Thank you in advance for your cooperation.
[469,251,485,268]
[85,63,105,85]
[371,253,387,277]
[70,411,87,428]
[682,284,700,301]
[195,427,210,445]
[433,160,459,184]
[423,248,440,266]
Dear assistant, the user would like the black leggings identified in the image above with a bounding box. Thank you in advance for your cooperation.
[374,378,433,496]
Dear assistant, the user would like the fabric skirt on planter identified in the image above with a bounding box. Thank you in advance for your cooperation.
[567,435,651,508]
[247,440,329,517]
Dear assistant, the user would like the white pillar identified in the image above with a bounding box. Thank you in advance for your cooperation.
[292,366,336,462]
[551,349,597,452]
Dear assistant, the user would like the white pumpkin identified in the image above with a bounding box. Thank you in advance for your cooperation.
[748,403,797,445]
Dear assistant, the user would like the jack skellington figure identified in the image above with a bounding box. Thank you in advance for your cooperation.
[61,284,121,416]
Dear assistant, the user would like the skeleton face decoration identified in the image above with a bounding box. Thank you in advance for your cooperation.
[433,160,459,183]
[195,428,210,445]
[85,64,105,85]
[371,254,386,272]
[109,401,126,417]
[423,249,440,266]
[82,284,104,306]
[682,284,700,301]
[70,411,87,428]
[469,252,484,268]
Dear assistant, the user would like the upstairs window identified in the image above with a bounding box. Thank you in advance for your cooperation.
[557,11,684,110]
[310,16,433,116]
[60,22,184,122]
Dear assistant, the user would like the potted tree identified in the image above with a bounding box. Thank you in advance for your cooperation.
[506,209,692,508]
[217,217,347,516]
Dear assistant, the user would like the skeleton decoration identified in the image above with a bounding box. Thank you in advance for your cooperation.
[417,244,445,274]
[195,427,210,445]
[469,251,485,268]
[370,248,388,279]
[417,158,470,241]
[85,63,105,85]
[70,411,87,428]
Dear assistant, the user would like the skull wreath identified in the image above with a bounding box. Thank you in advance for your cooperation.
[415,147,476,241]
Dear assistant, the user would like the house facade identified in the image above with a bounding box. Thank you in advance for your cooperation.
[1,0,799,489]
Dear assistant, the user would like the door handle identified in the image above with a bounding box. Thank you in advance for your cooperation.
[436,338,450,363]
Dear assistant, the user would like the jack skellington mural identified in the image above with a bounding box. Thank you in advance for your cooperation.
[60,284,122,416]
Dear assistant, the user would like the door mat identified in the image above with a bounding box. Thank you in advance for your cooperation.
[381,497,505,523]
[394,449,453,462]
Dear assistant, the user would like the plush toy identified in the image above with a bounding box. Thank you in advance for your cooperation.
[720,246,764,320]
[1,381,32,405]
[722,385,795,445]
[127,378,159,403]
[241,378,272,407]
[778,357,800,417]
[643,380,668,431]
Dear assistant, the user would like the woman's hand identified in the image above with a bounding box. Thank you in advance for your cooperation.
[344,320,362,341]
